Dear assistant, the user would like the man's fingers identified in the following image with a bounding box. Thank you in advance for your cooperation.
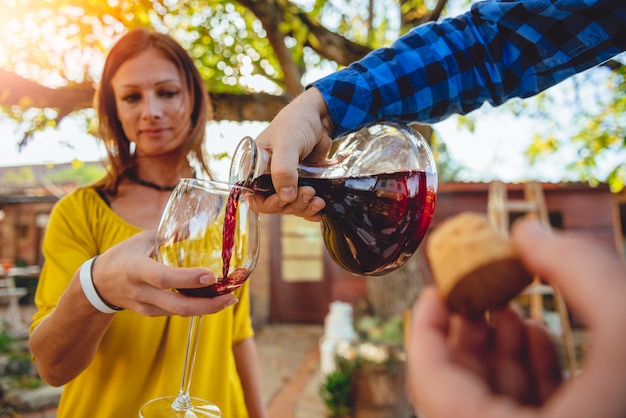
[511,218,626,326]
[488,309,532,403]
[512,218,626,416]
[268,156,299,203]
[253,187,325,217]
[525,320,562,403]
[409,287,496,418]
[448,314,489,380]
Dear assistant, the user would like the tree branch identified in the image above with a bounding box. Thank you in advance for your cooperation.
[401,0,447,29]
[0,69,293,146]
[298,12,371,66]
[237,0,305,96]
[0,69,93,119]
[210,91,291,121]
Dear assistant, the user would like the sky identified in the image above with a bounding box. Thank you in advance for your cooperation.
[0,117,270,181]
[0,117,105,167]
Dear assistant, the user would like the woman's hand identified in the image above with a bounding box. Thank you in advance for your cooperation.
[407,218,626,418]
[31,231,239,386]
[92,231,239,317]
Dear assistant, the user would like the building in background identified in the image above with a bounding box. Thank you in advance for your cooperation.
[1,163,625,327]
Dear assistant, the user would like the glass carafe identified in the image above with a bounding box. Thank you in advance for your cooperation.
[230,121,438,276]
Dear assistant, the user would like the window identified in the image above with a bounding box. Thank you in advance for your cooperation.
[280,216,324,282]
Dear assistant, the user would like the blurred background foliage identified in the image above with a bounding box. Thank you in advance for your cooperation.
[0,0,624,190]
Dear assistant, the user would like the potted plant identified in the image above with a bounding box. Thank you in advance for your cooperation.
[320,314,412,417]
[319,366,354,418]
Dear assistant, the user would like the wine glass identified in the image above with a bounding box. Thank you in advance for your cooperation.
[139,178,260,418]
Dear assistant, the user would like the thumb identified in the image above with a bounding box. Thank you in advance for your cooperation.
[267,146,300,203]
[511,218,626,326]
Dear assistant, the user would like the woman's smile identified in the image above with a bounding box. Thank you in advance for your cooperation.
[140,127,170,138]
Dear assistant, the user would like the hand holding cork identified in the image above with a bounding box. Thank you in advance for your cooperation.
[426,212,533,317]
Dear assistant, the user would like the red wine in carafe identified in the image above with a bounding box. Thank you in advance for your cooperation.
[251,170,436,276]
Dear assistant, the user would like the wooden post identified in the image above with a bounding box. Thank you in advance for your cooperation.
[487,181,577,376]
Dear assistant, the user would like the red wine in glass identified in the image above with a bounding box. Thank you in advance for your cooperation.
[250,169,436,276]
[176,186,250,298]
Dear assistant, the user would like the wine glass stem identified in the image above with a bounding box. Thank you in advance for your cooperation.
[172,315,202,411]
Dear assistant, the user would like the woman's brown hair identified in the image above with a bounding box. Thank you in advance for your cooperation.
[93,27,213,194]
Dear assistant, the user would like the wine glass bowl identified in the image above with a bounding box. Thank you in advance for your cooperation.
[140,178,260,418]
[156,178,259,297]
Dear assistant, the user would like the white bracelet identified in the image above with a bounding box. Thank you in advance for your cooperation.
[79,256,123,314]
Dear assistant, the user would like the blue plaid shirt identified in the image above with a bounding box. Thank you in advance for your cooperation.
[312,0,626,137]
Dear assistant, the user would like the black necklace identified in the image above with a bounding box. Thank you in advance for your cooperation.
[127,173,177,192]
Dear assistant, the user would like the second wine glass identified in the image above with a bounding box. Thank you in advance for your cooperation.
[139,178,260,418]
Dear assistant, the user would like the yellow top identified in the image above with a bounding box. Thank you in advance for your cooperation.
[31,188,253,418]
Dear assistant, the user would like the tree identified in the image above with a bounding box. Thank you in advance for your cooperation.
[524,63,626,192]
[0,0,624,190]
[0,0,417,142]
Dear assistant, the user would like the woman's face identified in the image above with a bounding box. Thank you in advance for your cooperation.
[111,48,191,157]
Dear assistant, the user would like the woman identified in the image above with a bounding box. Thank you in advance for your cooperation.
[28,28,318,417]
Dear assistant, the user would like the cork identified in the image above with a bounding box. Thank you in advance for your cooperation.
[426,212,532,317]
